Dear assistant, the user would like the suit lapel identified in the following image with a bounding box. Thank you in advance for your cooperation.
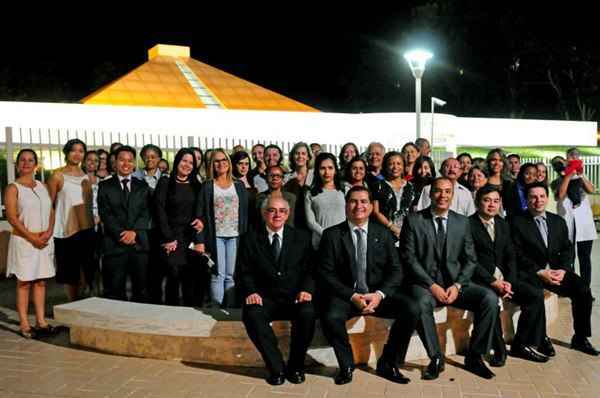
[341,224,357,281]
[421,210,439,259]
[279,226,293,271]
[366,224,376,278]
[527,215,549,256]
[258,228,275,264]
[445,212,457,260]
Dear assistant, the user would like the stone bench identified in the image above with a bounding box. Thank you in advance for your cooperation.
[54,292,559,367]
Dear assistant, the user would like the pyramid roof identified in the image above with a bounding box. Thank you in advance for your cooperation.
[82,44,317,112]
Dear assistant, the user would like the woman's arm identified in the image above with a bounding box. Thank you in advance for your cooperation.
[4,184,46,248]
[304,192,323,236]
[46,170,64,206]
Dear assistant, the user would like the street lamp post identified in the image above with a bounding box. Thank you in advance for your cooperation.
[404,49,433,139]
[430,96,446,150]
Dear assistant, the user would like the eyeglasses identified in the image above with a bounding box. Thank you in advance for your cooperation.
[268,174,283,179]
[265,208,289,215]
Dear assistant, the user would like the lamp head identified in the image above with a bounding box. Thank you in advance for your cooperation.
[432,97,447,106]
[403,49,433,79]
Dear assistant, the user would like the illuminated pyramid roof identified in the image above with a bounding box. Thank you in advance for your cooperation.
[82,44,318,112]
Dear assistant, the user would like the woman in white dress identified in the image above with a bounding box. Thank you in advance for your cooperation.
[5,149,56,338]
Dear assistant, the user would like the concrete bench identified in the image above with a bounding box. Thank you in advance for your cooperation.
[54,292,559,367]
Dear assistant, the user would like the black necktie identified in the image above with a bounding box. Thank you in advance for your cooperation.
[435,217,446,255]
[271,233,281,262]
[122,178,130,202]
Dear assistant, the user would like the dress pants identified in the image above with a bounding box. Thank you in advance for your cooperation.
[146,228,165,304]
[543,270,593,337]
[576,240,594,288]
[320,293,420,369]
[486,278,546,351]
[409,284,498,358]
[102,250,148,303]
[242,297,316,374]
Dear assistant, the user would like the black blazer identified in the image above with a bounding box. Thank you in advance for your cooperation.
[195,180,249,266]
[318,221,403,301]
[510,211,572,275]
[97,176,151,256]
[235,225,315,303]
[469,214,517,285]
[400,208,478,289]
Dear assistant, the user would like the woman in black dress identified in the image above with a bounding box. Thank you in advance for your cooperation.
[154,148,203,306]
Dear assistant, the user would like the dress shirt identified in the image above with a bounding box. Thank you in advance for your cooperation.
[117,174,132,191]
[266,226,285,245]
[418,182,476,216]
[347,220,386,299]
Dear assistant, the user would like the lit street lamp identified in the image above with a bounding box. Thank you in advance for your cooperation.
[404,49,433,139]
[431,96,446,149]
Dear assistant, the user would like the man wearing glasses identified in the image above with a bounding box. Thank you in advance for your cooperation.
[236,196,316,386]
[255,166,297,227]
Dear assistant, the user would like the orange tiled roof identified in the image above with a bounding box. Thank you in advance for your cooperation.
[82,44,318,112]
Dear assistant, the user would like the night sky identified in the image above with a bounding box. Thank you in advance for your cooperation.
[1,4,598,121]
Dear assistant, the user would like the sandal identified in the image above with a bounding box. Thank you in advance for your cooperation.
[19,328,37,339]
[34,324,56,336]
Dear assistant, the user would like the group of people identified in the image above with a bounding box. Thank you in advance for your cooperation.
[4,137,598,386]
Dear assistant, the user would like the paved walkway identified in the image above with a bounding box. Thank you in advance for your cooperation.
[1,251,600,397]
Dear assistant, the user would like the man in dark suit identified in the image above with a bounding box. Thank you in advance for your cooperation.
[98,146,150,302]
[401,177,498,380]
[511,182,598,356]
[236,196,316,386]
[470,185,548,364]
[319,186,420,385]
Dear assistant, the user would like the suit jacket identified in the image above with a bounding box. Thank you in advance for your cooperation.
[510,211,572,275]
[235,225,314,303]
[469,214,517,285]
[318,221,403,301]
[97,176,151,256]
[400,208,477,289]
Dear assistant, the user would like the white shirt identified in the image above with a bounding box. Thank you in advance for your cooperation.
[266,226,285,244]
[133,168,161,190]
[347,220,386,299]
[348,220,369,259]
[117,174,133,191]
[417,181,476,216]
[431,210,448,234]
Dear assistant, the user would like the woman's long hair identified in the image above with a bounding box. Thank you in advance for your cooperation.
[169,148,201,193]
[310,152,343,196]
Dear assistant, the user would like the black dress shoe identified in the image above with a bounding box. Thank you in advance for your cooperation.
[571,336,600,356]
[488,350,507,367]
[464,354,495,379]
[538,336,556,357]
[422,356,444,380]
[376,358,410,384]
[510,344,549,363]
[266,372,285,386]
[285,369,306,384]
[334,367,353,385]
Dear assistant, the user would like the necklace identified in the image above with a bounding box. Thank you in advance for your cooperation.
[176,176,188,183]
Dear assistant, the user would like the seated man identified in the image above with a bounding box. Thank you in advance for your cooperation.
[401,177,498,380]
[236,197,316,386]
[511,182,598,356]
[319,186,419,385]
[470,185,548,364]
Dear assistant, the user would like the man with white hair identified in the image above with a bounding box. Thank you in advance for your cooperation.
[236,196,316,386]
